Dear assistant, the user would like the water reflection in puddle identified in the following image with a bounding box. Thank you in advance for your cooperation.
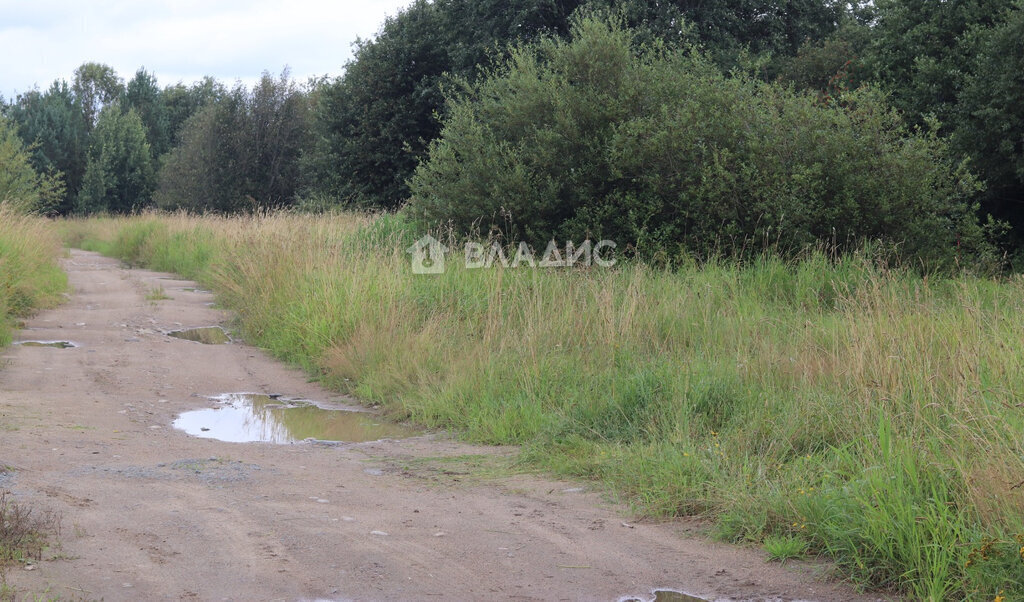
[173,393,417,443]
[167,326,230,344]
[15,340,77,349]
[621,590,708,602]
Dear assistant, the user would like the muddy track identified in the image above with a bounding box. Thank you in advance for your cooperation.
[0,250,886,601]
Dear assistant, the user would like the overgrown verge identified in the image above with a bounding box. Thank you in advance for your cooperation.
[0,204,68,347]
[63,212,1024,599]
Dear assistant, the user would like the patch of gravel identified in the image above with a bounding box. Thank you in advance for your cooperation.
[71,458,266,484]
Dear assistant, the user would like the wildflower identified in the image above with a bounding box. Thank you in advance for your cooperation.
[994,590,1004,602]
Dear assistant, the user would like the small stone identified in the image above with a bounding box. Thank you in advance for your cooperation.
[370,530,389,537]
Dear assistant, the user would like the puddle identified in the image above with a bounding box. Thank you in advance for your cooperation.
[167,327,230,344]
[173,393,418,444]
[15,340,77,349]
[621,591,708,602]
[179,287,212,294]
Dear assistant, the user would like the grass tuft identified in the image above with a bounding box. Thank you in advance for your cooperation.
[0,491,60,565]
[764,534,808,563]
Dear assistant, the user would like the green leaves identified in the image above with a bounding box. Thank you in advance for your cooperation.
[0,117,64,214]
[409,15,986,267]
[154,71,309,212]
[76,106,154,214]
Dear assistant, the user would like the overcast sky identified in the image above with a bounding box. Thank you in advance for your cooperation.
[0,0,414,99]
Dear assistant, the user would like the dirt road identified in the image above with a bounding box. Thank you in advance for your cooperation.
[0,250,882,601]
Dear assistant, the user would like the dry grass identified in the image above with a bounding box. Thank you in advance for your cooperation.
[0,202,67,346]
[0,492,60,565]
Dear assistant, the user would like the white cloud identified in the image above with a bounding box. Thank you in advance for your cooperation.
[0,0,413,98]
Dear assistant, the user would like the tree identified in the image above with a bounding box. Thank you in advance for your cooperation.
[304,0,584,209]
[123,69,170,159]
[161,76,225,150]
[76,105,155,214]
[4,81,87,214]
[0,116,64,214]
[155,71,309,212]
[305,0,850,209]
[73,62,124,131]
[863,0,1013,129]
[954,1,1024,245]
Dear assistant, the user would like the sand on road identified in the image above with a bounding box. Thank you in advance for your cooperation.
[0,250,884,601]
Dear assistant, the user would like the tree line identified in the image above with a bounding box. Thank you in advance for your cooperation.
[1,0,1022,265]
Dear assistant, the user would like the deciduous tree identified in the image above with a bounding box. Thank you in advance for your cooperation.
[77,106,155,214]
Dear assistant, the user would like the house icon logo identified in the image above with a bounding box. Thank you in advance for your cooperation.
[406,235,448,274]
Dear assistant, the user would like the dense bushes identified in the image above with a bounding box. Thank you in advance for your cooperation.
[155,72,310,212]
[409,16,989,267]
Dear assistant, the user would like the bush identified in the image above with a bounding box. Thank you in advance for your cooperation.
[0,117,64,215]
[408,15,987,268]
[155,71,309,212]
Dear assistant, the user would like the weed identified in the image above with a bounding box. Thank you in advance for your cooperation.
[764,534,808,562]
[144,285,170,301]
[0,492,61,565]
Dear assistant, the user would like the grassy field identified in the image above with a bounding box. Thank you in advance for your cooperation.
[62,211,1024,599]
[0,204,67,347]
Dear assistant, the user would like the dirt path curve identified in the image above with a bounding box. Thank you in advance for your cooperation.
[0,250,884,601]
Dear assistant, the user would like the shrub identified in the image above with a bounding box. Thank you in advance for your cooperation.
[408,15,987,268]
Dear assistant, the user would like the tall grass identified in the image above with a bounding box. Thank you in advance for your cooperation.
[0,203,67,346]
[62,212,1024,599]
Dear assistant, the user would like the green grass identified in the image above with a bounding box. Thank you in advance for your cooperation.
[144,285,170,301]
[59,211,1024,599]
[0,203,67,347]
[764,534,809,563]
